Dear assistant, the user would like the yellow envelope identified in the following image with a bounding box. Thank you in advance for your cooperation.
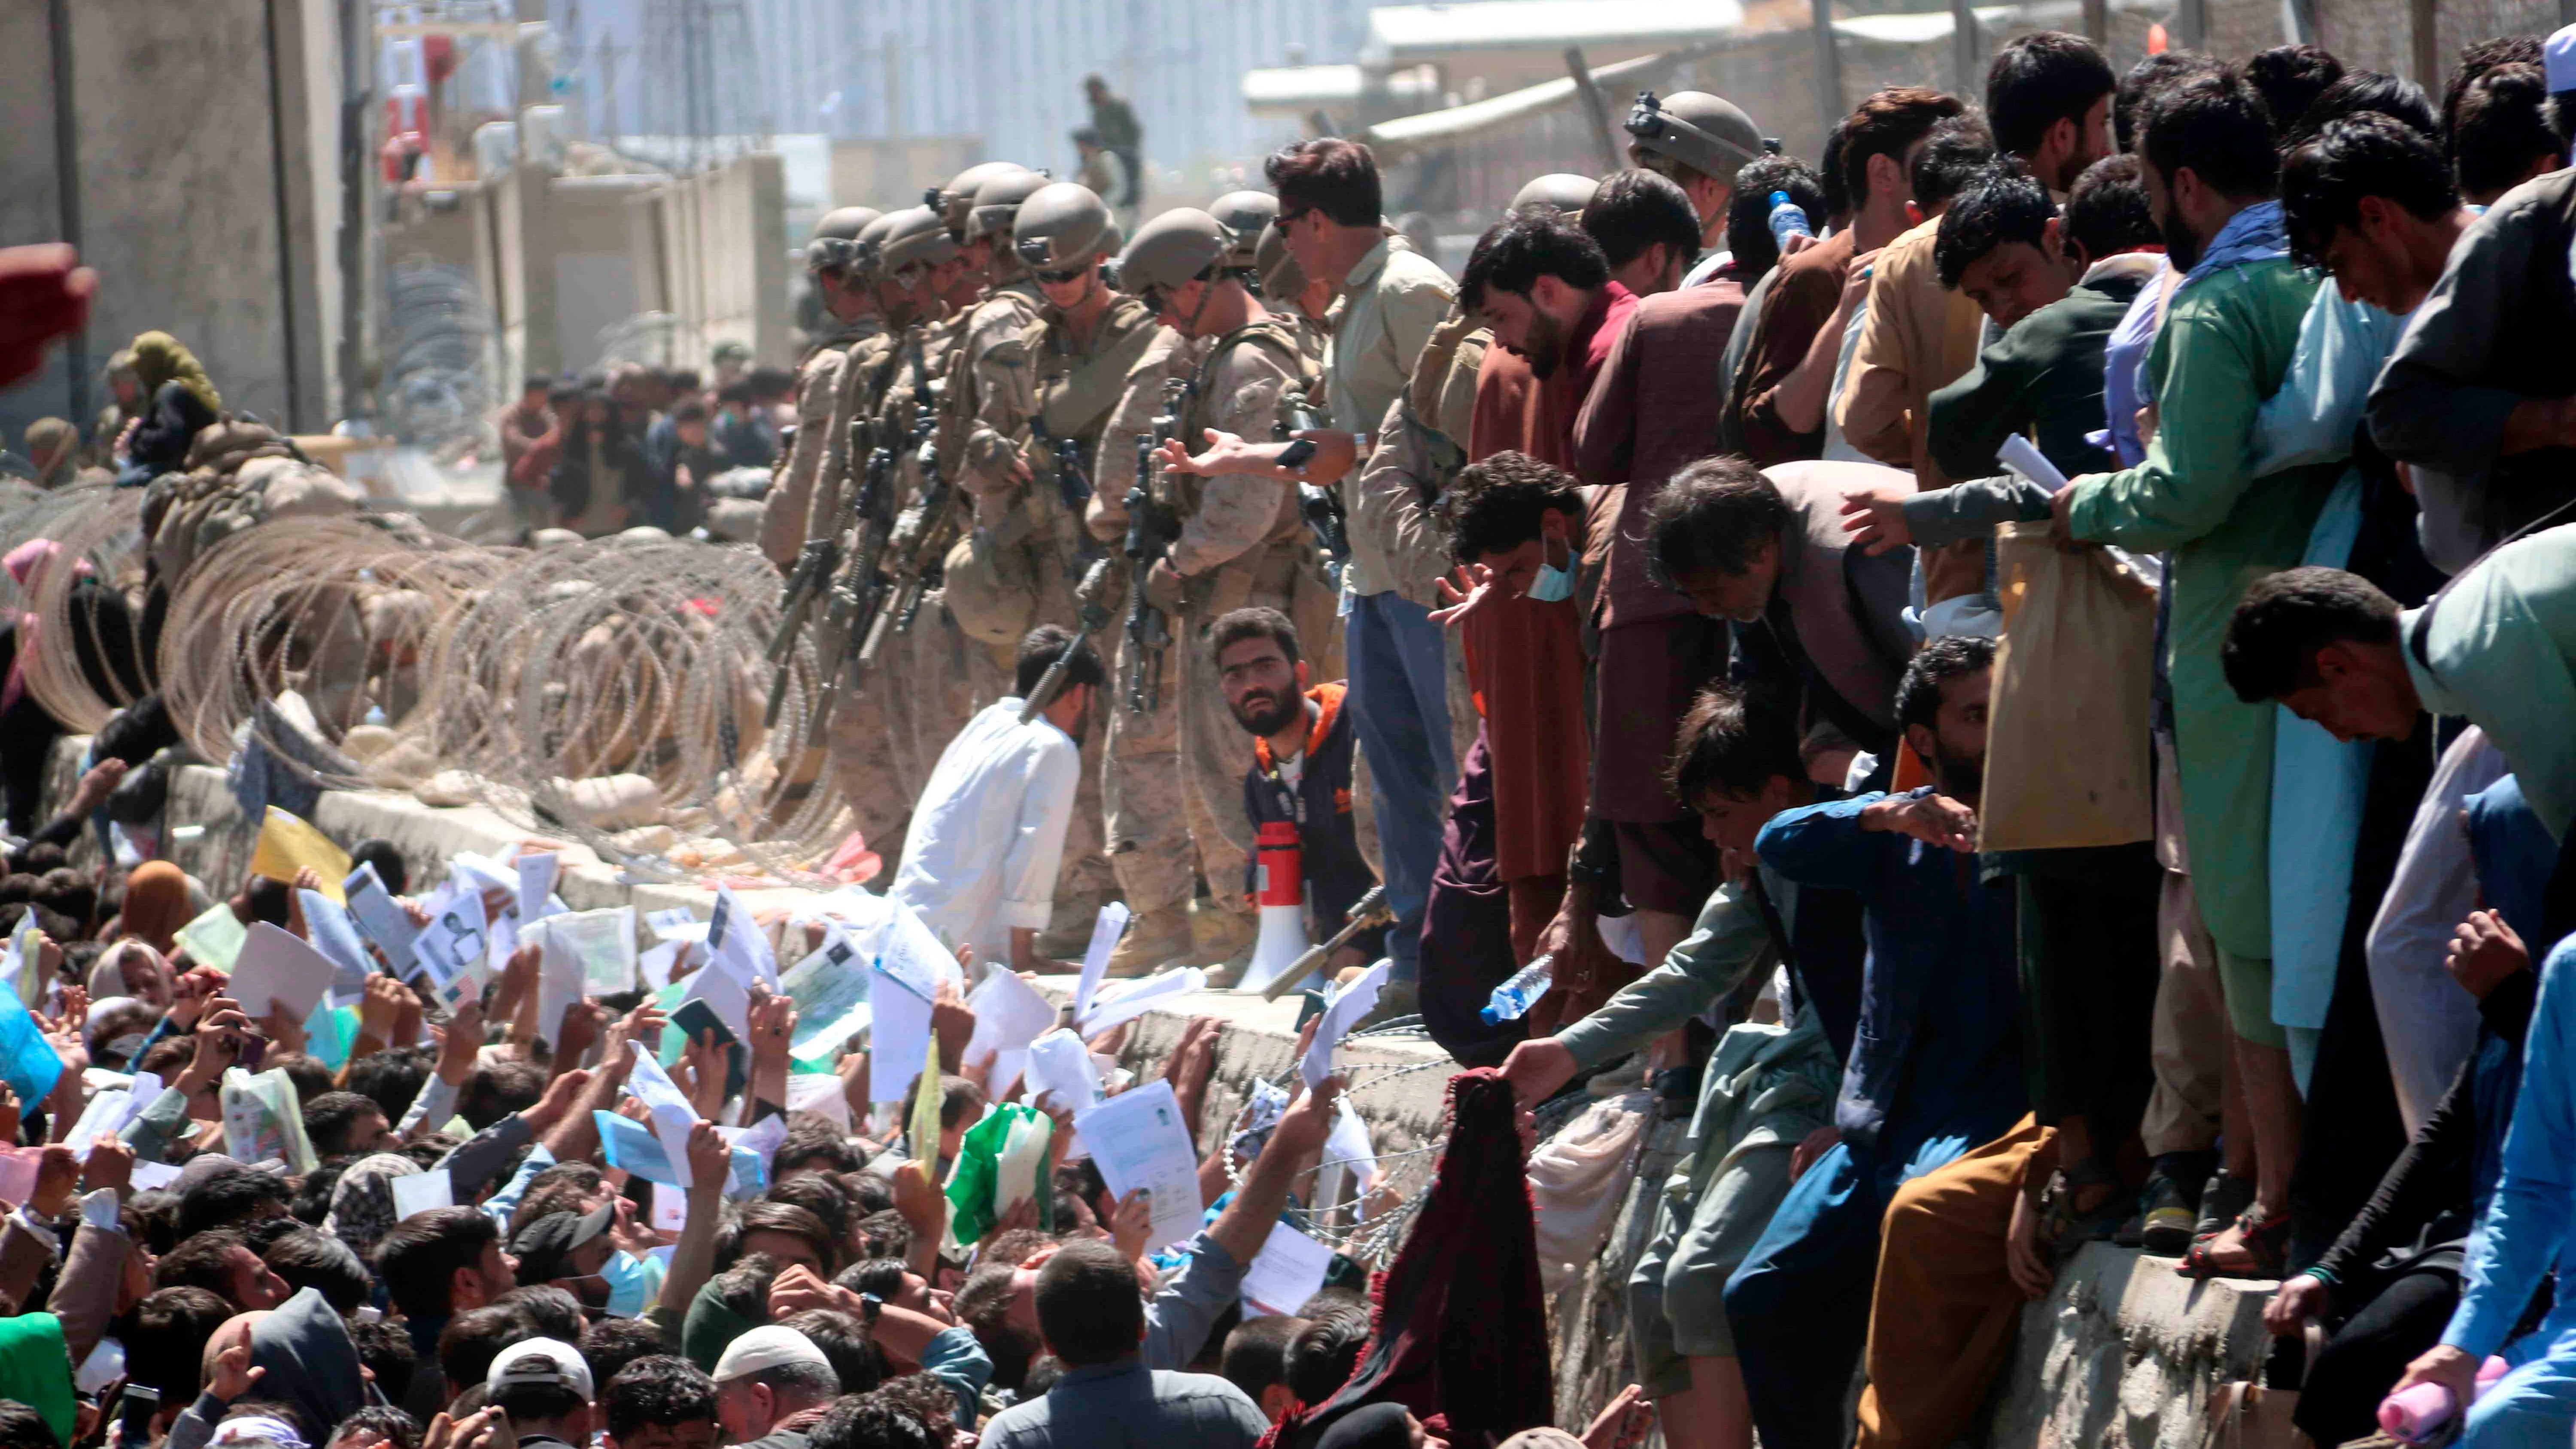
[249,806,352,902]
[908,1029,943,1170]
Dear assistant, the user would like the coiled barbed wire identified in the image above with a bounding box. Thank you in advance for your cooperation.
[157,516,487,787]
[384,260,498,456]
[14,486,152,735]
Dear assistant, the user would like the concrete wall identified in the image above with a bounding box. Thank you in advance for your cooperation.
[0,0,338,450]
[829,136,984,213]
[627,154,793,368]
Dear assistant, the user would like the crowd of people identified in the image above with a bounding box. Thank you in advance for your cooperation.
[2,15,2576,1449]
[489,358,796,540]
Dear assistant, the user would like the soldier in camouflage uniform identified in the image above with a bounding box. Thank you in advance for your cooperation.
[1093,208,1332,978]
[947,182,1162,950]
[760,207,884,571]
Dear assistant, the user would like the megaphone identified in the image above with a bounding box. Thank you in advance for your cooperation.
[1238,821,1311,995]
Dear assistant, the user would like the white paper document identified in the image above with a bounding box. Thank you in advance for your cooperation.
[1241,1224,1336,1317]
[227,923,340,1025]
[963,967,1059,1094]
[1072,902,1131,1026]
[626,1040,702,1191]
[785,1072,852,1128]
[1078,967,1206,1038]
[707,886,779,989]
[342,862,419,963]
[1302,958,1389,1090]
[783,927,871,1062]
[390,1167,453,1221]
[408,886,489,1010]
[1074,1079,1203,1251]
[1021,1028,1101,1114]
[516,852,561,924]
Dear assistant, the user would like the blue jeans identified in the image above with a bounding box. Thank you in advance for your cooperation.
[2467,1327,2576,1449]
[1343,590,1454,984]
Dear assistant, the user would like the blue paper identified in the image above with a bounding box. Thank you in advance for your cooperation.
[298,890,375,1003]
[0,986,62,1106]
[595,1109,768,1196]
[306,1002,358,1071]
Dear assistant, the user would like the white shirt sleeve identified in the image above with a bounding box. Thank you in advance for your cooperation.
[996,733,1082,932]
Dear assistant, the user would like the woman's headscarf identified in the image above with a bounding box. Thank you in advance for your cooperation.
[89,937,172,1010]
[116,861,191,955]
[0,1313,76,1447]
[322,1151,422,1261]
[127,331,220,413]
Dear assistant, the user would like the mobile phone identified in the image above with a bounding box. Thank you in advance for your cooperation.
[237,1033,268,1072]
[1278,438,1319,469]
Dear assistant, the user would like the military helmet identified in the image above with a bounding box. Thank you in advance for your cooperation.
[1207,191,1279,269]
[806,206,884,273]
[1510,173,1599,218]
[1012,182,1115,273]
[851,212,902,280]
[1116,209,1231,307]
[878,205,960,274]
[1253,219,1306,301]
[1623,90,1766,182]
[932,161,1028,234]
[966,168,1054,244]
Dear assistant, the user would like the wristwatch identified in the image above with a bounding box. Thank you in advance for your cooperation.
[858,1290,884,1331]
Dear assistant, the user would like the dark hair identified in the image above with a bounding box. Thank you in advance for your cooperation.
[2115,50,2221,153]
[1984,31,2117,161]
[510,1160,609,1237]
[838,1258,912,1302]
[2245,44,2347,139]
[841,1171,895,1217]
[704,1252,784,1321]
[765,1171,857,1251]
[459,1059,546,1131]
[580,1315,672,1394]
[495,1283,588,1341]
[375,1206,501,1323]
[2451,64,2564,200]
[302,1091,384,1157]
[0,1402,58,1449]
[34,869,94,933]
[1210,606,1301,667]
[438,1304,536,1391]
[1910,114,2000,211]
[2142,69,2281,202]
[808,1394,937,1449]
[1581,170,1703,273]
[1725,155,1828,276]
[349,1318,420,1408]
[954,1261,1038,1390]
[1666,684,1806,807]
[871,1374,960,1441]
[126,1286,232,1401]
[241,876,292,927]
[2282,113,2461,269]
[1817,118,1853,225]
[852,1209,911,1263]
[493,1369,590,1431]
[351,838,408,895]
[346,1045,433,1127]
[262,1226,372,1313]
[1644,456,1792,587]
[1458,207,1610,313]
[776,1123,863,1178]
[1264,139,1382,229]
[1933,165,2054,289]
[1841,87,1968,204]
[720,1201,837,1274]
[265,1051,335,1111]
[177,1169,284,1241]
[2442,36,2545,155]
[2062,155,2159,265]
[778,1307,890,1395]
[2288,70,2436,143]
[1440,450,1584,563]
[2221,565,2402,701]
[1013,623,1106,699]
[1285,1303,1371,1405]
[938,1075,984,1131]
[1222,1314,1306,1405]
[671,398,711,425]
[602,1355,720,1439]
[1032,1239,1144,1367]
[337,1406,421,1449]
[1895,635,1998,735]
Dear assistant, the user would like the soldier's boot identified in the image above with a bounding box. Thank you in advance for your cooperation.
[1103,905,1195,978]
[1191,902,1258,988]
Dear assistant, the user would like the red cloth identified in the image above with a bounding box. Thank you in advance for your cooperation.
[1270,1069,1553,1449]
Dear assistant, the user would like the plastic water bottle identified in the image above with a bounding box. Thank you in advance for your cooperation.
[1482,954,1557,1025]
[2378,1357,2512,1442]
[1767,191,1812,249]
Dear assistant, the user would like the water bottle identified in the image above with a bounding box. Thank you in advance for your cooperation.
[1482,954,1557,1025]
[1767,191,1812,249]
[2378,1357,2512,1442]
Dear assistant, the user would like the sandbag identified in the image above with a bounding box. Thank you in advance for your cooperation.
[1978,523,2157,851]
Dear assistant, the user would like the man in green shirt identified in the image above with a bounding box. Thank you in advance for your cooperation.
[1501,685,1856,1449]
[2042,67,2340,1280]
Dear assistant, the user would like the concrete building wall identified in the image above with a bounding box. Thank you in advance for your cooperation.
[0,0,337,450]
[626,154,793,368]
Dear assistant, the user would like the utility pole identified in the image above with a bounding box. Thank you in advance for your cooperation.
[1564,47,1622,174]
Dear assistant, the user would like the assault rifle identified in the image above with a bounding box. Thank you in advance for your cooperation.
[1120,381,1188,715]
[1278,382,1351,592]
[1016,553,1118,725]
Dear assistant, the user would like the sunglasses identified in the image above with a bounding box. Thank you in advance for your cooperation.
[1276,206,1316,226]
[1035,266,1089,285]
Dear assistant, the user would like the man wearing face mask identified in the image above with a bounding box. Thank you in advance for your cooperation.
[511,1203,658,1318]
[1415,452,1592,1057]
[1087,208,1322,981]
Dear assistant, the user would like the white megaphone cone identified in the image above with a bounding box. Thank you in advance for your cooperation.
[1239,821,1312,995]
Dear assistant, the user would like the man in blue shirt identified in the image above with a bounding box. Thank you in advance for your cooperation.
[1724,635,2027,1449]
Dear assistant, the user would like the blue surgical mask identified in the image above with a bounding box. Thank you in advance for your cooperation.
[1526,536,1575,602]
[601,1250,656,1318]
